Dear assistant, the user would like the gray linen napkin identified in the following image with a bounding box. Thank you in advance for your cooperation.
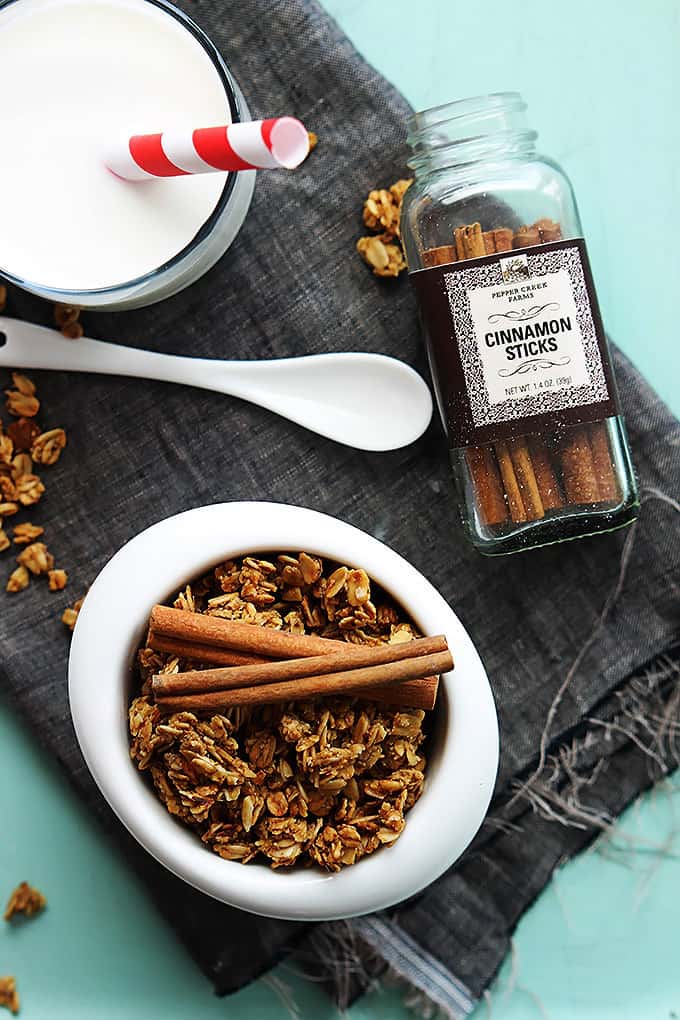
[1,1,679,1015]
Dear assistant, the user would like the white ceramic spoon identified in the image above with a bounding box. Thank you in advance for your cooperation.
[0,316,432,451]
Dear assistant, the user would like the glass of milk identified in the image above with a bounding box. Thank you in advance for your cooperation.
[0,0,255,309]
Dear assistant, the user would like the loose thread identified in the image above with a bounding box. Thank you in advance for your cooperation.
[508,520,638,811]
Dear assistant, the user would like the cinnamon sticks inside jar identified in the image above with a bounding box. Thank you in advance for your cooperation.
[403,92,638,553]
[421,219,621,528]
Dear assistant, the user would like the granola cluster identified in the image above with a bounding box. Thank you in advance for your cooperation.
[61,596,84,631]
[129,553,428,871]
[4,881,46,922]
[1,370,68,599]
[356,178,412,278]
[0,977,18,1016]
[0,881,47,1014]
[53,302,84,340]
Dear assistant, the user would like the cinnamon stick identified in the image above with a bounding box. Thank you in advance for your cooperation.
[534,218,562,243]
[482,228,514,254]
[482,230,496,255]
[507,437,545,520]
[147,632,265,667]
[491,227,514,252]
[560,427,601,503]
[357,676,439,710]
[494,440,527,523]
[454,222,486,261]
[149,605,343,660]
[152,634,448,696]
[422,245,457,267]
[466,445,508,525]
[527,436,564,510]
[587,422,620,501]
[157,675,439,713]
[513,225,541,249]
[154,650,451,713]
[147,604,440,709]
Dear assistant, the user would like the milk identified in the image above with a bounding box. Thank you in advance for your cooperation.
[0,0,238,295]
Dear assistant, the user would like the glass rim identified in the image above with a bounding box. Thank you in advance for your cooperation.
[0,0,242,301]
[407,92,526,141]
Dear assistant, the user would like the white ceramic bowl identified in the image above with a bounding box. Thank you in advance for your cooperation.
[69,502,498,920]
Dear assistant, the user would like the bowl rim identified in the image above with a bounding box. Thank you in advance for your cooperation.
[68,501,499,921]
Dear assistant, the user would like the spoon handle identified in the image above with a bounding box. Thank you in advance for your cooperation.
[0,316,213,384]
[0,316,365,386]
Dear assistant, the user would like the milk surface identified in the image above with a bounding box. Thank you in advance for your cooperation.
[0,0,230,291]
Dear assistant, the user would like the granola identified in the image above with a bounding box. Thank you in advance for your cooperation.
[362,180,412,239]
[4,881,46,922]
[31,428,67,466]
[356,234,406,278]
[0,977,18,1015]
[357,177,412,278]
[48,568,68,591]
[15,474,45,506]
[6,565,29,593]
[0,369,69,618]
[129,553,429,871]
[5,389,39,419]
[17,542,54,575]
[12,523,44,545]
[54,303,84,340]
[61,596,84,631]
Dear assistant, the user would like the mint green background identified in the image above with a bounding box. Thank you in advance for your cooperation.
[2,2,679,1018]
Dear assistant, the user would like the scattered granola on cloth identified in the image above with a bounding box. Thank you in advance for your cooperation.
[61,596,84,631]
[356,178,412,277]
[53,303,84,340]
[4,881,46,922]
[0,977,19,1016]
[129,553,430,871]
[0,370,68,607]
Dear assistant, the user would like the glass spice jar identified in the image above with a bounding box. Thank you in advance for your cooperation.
[400,92,639,555]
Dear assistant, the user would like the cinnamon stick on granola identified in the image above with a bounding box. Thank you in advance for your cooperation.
[152,634,448,695]
[148,604,441,710]
[154,676,440,712]
[149,605,344,659]
[154,649,452,713]
[146,632,265,667]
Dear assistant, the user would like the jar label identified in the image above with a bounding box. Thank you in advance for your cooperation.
[411,238,620,447]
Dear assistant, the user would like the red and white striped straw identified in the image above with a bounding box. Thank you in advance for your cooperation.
[105,117,310,181]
